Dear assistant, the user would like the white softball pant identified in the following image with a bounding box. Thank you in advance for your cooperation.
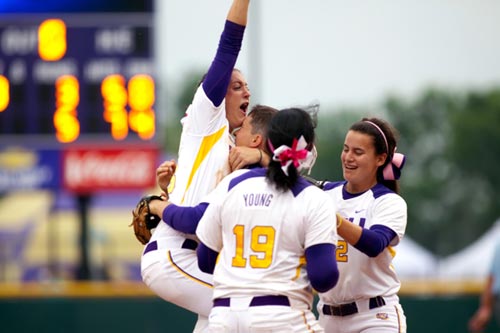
[141,238,214,333]
[208,295,324,333]
[317,295,407,333]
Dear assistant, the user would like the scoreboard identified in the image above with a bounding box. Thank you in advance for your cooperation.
[0,12,156,143]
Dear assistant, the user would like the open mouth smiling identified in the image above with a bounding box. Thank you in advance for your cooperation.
[240,102,249,114]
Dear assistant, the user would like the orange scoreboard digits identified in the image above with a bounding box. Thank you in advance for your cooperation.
[128,74,155,140]
[0,13,155,142]
[0,75,9,112]
[54,75,80,143]
[38,19,67,61]
[101,74,129,141]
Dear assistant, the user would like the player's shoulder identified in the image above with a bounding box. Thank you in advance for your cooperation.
[370,184,407,208]
[371,183,404,201]
[184,85,207,116]
[227,168,266,191]
[322,180,345,192]
[298,182,336,214]
[183,85,226,131]
[293,176,331,199]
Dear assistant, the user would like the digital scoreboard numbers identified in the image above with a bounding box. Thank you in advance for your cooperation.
[0,14,156,143]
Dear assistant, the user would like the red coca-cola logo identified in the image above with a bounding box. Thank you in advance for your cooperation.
[62,145,158,192]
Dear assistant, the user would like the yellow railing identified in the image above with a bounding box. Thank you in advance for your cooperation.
[399,278,485,295]
[0,281,154,298]
[0,279,486,298]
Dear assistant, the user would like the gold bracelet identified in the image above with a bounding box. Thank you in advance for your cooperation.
[336,213,343,228]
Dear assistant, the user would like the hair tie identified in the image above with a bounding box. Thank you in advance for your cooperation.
[269,136,312,176]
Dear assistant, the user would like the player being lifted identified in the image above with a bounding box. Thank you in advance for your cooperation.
[139,1,264,332]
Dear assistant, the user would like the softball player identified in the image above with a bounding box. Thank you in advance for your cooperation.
[140,1,255,332]
[318,118,408,333]
[195,108,340,333]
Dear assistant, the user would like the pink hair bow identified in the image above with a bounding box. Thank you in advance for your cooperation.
[382,152,406,180]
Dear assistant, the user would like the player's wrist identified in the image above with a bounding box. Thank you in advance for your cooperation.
[259,150,270,167]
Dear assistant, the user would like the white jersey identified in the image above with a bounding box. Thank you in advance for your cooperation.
[149,85,232,245]
[320,181,407,305]
[196,168,338,307]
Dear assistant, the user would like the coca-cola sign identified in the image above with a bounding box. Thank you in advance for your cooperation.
[63,145,158,192]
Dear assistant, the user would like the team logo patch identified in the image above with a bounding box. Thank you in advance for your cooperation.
[376,313,389,320]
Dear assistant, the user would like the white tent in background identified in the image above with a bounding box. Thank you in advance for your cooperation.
[392,236,439,279]
[438,219,500,279]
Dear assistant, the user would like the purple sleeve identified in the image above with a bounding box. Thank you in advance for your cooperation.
[305,243,339,293]
[202,20,245,107]
[197,243,218,274]
[354,225,397,257]
[162,202,209,234]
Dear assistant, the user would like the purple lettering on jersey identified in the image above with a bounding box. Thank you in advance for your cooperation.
[347,216,366,228]
[359,217,366,228]
[243,193,273,207]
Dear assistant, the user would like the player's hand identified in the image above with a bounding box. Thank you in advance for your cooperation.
[468,306,491,332]
[156,159,176,193]
[229,147,261,171]
[148,196,170,217]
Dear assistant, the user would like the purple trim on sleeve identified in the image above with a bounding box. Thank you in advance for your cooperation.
[291,177,313,197]
[163,202,209,234]
[228,168,266,191]
[322,180,345,191]
[202,20,245,107]
[371,183,395,198]
[197,243,218,274]
[340,183,394,200]
[227,170,314,197]
[305,243,339,292]
[353,224,397,257]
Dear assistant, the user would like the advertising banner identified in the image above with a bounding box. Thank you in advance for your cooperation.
[62,144,159,193]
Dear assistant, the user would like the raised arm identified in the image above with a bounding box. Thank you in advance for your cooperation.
[202,0,249,107]
[227,0,250,26]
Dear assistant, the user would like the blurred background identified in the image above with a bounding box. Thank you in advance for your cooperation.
[1,0,500,332]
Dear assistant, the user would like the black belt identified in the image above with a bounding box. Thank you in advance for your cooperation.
[144,239,198,255]
[322,296,386,317]
[213,295,290,307]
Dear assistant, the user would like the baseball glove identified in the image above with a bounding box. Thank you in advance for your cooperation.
[130,194,164,245]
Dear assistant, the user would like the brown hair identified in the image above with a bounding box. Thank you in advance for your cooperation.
[349,117,401,193]
[248,104,278,153]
